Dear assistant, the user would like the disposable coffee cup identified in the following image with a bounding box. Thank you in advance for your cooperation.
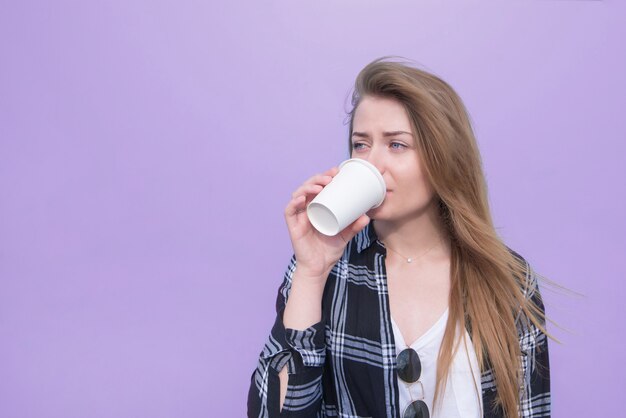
[306,158,386,236]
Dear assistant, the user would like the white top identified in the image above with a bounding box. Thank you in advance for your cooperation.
[390,307,483,417]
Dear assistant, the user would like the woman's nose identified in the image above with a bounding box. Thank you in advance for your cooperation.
[365,149,386,175]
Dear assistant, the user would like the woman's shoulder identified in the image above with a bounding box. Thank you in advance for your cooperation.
[504,245,539,296]
[503,246,548,337]
[504,245,528,266]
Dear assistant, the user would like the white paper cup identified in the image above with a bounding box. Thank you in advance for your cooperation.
[306,158,386,236]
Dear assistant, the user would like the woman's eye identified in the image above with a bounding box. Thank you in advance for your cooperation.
[352,142,406,151]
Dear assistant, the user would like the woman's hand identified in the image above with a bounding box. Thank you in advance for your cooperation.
[284,166,370,282]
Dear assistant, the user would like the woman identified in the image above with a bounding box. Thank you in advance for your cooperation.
[247,57,552,418]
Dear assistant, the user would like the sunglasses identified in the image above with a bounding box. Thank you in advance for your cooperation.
[396,348,430,418]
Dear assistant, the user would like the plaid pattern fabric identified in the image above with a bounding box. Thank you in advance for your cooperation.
[247,221,550,417]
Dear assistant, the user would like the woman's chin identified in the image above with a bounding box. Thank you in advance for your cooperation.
[366,206,384,219]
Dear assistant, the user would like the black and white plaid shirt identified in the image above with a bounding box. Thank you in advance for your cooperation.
[248,221,551,417]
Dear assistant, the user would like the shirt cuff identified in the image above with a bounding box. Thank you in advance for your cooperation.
[285,320,326,367]
[260,307,326,371]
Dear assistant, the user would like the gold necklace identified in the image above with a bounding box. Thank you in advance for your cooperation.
[382,236,443,263]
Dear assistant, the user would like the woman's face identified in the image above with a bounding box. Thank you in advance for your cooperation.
[350,95,437,222]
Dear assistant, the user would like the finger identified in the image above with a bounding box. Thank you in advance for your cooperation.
[291,183,324,200]
[291,169,339,206]
[285,195,309,231]
[301,174,334,190]
[285,195,306,219]
[297,170,337,194]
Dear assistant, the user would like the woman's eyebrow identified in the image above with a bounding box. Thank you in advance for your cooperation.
[352,131,413,138]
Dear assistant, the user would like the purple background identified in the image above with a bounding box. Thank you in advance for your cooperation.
[1,1,624,417]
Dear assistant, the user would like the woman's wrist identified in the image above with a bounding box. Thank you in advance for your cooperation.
[283,271,327,330]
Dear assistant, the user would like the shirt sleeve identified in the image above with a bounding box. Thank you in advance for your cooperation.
[516,262,551,417]
[247,254,326,417]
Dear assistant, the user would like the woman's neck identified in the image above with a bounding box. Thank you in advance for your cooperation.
[373,200,450,262]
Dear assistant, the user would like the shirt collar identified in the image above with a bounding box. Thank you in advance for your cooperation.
[355,219,381,254]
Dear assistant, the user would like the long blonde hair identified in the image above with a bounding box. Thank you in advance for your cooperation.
[346,56,561,417]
